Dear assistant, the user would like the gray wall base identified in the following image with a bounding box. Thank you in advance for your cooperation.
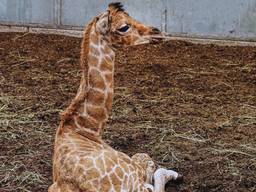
[1,25,256,47]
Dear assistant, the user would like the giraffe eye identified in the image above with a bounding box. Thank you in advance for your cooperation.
[117,25,130,33]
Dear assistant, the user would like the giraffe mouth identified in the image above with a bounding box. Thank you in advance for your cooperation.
[148,34,171,44]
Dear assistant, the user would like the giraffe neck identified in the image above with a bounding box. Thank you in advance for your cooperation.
[61,22,115,139]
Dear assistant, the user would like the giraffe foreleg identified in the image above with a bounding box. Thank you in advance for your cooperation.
[144,183,154,191]
[153,168,183,192]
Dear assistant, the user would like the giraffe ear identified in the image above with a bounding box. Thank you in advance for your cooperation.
[95,11,110,35]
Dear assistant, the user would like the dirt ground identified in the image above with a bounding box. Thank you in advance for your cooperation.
[0,32,255,192]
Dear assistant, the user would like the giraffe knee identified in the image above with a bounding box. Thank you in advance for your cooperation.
[132,153,156,184]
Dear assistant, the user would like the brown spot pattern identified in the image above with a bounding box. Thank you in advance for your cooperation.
[101,175,112,191]
[89,69,105,89]
[87,88,105,105]
[90,33,99,44]
[100,59,113,71]
[95,156,105,175]
[86,168,101,180]
[109,172,122,190]
[87,105,107,122]
[88,55,99,66]
[90,46,100,56]
[76,115,99,132]
[115,166,124,179]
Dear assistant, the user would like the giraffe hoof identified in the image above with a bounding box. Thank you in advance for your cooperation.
[166,173,183,187]
[174,173,184,183]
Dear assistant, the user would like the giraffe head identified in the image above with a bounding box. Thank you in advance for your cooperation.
[95,2,165,47]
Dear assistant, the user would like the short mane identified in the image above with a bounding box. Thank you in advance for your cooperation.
[108,2,125,12]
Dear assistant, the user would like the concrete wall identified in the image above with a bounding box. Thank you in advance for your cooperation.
[0,0,256,40]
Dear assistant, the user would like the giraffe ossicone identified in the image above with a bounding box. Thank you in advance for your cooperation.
[49,2,181,192]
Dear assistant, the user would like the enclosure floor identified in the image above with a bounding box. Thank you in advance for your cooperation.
[0,33,255,192]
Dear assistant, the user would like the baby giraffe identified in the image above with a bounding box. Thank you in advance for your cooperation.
[49,2,181,192]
